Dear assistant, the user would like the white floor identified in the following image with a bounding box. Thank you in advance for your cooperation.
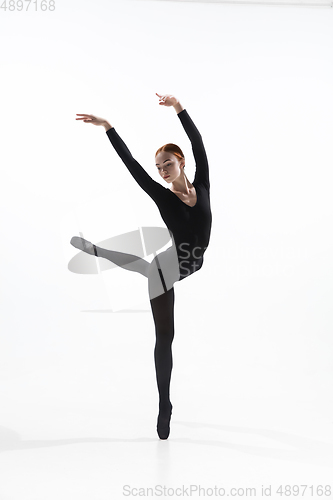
[1,302,333,500]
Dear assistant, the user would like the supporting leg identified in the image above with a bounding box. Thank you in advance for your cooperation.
[150,286,175,439]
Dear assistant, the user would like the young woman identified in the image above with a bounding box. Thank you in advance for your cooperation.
[71,93,212,439]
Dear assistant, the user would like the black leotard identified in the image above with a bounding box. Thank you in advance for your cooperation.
[105,109,212,280]
[69,109,212,438]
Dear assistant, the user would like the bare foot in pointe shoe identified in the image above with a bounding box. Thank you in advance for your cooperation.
[70,236,97,255]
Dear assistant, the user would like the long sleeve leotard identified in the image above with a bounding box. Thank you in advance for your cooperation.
[105,109,212,277]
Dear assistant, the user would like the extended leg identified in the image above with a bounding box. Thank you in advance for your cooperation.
[70,236,149,277]
[150,286,175,439]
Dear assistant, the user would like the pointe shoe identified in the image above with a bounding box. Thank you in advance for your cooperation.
[70,236,97,255]
[157,402,172,440]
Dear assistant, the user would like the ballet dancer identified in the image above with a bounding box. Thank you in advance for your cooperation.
[70,93,212,439]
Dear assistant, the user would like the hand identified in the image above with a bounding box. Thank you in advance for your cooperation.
[76,113,108,127]
[156,93,179,107]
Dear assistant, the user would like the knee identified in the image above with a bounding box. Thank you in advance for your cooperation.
[155,326,174,344]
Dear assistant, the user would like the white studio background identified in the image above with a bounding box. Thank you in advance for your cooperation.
[1,0,333,498]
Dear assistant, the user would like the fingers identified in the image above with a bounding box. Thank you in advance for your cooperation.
[156,96,166,106]
[75,113,92,120]
[76,113,94,122]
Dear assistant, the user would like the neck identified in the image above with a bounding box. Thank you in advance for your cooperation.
[171,172,192,194]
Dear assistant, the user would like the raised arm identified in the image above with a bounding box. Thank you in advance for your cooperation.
[175,107,210,190]
[75,112,164,203]
[105,125,164,202]
[156,95,210,190]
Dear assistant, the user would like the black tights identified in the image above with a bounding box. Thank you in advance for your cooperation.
[150,287,175,410]
[70,236,178,409]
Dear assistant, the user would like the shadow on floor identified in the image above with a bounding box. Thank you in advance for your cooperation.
[0,421,332,467]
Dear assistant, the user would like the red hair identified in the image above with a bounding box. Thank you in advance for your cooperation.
[155,143,185,163]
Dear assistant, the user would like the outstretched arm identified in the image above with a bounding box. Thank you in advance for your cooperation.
[105,126,163,200]
[75,113,164,202]
[155,94,210,190]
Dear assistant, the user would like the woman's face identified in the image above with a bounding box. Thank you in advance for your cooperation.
[155,152,184,184]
